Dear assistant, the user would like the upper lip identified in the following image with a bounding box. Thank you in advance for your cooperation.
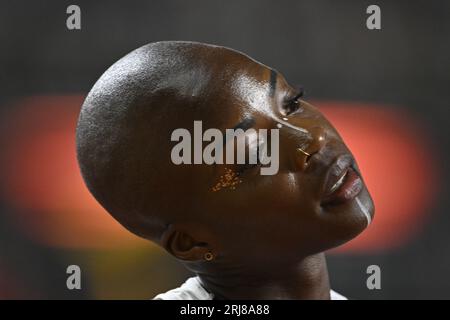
[321,154,355,198]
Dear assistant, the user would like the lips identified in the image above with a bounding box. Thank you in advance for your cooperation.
[321,154,363,205]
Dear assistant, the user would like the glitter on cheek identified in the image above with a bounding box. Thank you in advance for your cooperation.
[211,168,243,192]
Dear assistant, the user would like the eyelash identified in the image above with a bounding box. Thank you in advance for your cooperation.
[284,87,305,115]
[237,145,263,174]
[237,162,259,175]
[237,150,261,176]
[237,86,305,174]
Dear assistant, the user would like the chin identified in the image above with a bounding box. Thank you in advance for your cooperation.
[318,187,375,250]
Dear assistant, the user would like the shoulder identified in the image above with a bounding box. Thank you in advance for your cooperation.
[330,289,348,300]
[153,277,214,300]
[153,277,347,300]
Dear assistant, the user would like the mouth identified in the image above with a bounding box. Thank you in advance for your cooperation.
[321,154,363,206]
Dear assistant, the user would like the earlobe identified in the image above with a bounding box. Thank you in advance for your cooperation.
[160,224,211,261]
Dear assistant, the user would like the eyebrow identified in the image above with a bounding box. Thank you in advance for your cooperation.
[269,69,277,97]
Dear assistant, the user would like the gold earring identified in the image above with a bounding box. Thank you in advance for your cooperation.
[204,252,214,261]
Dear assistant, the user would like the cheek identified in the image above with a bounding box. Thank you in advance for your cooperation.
[211,167,243,192]
[250,174,319,222]
[211,174,329,256]
[210,172,322,236]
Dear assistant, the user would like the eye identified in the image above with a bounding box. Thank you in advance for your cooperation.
[236,162,259,175]
[236,153,261,175]
[283,86,305,115]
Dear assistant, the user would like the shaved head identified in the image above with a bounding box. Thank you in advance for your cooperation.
[76,41,266,241]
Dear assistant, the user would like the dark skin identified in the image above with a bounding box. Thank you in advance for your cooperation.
[76,41,375,300]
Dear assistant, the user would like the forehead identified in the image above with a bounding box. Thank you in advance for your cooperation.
[209,50,277,112]
[171,45,291,128]
[208,47,292,109]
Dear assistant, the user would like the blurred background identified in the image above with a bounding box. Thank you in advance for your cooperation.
[0,0,449,299]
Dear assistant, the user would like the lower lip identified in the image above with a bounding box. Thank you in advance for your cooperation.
[322,167,363,205]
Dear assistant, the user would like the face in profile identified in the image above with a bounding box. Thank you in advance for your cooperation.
[186,47,375,264]
[77,42,375,268]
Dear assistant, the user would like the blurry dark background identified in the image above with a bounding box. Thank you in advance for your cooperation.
[0,0,449,299]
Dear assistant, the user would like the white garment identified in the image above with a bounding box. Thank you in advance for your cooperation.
[153,276,347,300]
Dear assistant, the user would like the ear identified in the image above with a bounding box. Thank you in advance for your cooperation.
[160,224,212,261]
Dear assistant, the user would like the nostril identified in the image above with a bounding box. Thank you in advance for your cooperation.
[294,127,326,171]
[305,153,312,164]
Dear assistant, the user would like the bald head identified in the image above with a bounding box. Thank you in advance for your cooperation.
[76,41,268,241]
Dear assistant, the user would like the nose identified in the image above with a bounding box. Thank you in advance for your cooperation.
[296,126,327,170]
[274,116,328,172]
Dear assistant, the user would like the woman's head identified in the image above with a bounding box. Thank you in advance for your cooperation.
[76,41,374,270]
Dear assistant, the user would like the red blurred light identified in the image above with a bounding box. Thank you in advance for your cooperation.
[0,96,147,248]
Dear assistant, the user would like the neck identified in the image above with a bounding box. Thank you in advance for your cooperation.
[196,253,331,300]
